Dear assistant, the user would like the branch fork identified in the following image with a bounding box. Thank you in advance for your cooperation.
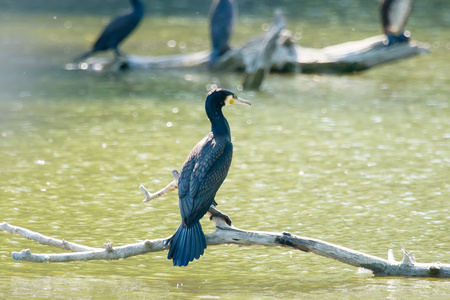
[140,169,179,203]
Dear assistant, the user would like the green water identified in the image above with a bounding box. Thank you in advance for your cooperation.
[1,3,450,299]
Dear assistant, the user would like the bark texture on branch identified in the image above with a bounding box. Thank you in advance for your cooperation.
[1,220,448,278]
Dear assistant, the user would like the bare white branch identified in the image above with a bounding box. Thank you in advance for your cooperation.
[104,242,114,252]
[2,220,449,277]
[0,222,98,252]
[10,238,168,263]
[139,181,177,203]
[139,170,180,203]
[140,170,180,203]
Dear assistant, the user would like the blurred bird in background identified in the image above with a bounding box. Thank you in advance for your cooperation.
[74,0,145,62]
[208,0,237,67]
[380,0,413,45]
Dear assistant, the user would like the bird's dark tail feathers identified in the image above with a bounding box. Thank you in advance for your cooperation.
[167,221,206,267]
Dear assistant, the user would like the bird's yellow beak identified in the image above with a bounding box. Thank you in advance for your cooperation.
[232,96,251,107]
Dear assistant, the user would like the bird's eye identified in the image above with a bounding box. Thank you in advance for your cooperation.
[225,95,234,105]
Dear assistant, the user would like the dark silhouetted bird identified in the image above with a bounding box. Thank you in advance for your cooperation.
[209,0,237,67]
[75,0,145,62]
[167,89,251,267]
[380,0,413,45]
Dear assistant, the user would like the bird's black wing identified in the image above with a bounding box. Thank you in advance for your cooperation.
[94,10,141,50]
[178,133,232,226]
[185,141,232,226]
[210,0,235,54]
[177,135,209,201]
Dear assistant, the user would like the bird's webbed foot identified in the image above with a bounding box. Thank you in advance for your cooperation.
[164,235,174,249]
[385,33,410,46]
[208,205,232,226]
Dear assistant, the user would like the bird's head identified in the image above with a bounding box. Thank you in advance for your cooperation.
[205,89,251,133]
[206,89,251,110]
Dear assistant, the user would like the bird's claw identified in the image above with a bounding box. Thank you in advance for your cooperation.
[223,214,232,226]
[208,205,232,226]
[209,213,232,226]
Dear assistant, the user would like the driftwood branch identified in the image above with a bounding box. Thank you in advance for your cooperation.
[1,222,166,262]
[242,10,285,89]
[0,222,97,252]
[295,35,428,74]
[140,169,179,203]
[213,10,286,89]
[1,219,448,277]
[66,12,428,89]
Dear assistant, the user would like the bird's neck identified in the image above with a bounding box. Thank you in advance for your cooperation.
[209,109,230,136]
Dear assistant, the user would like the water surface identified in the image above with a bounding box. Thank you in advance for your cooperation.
[1,2,449,299]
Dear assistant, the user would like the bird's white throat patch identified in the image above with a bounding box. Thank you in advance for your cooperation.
[224,95,234,106]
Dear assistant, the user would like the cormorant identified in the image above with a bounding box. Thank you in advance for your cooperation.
[74,0,145,62]
[380,0,413,45]
[167,89,251,267]
[209,0,237,67]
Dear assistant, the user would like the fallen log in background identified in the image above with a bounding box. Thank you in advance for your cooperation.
[67,29,428,74]
[66,11,429,90]
[295,35,428,74]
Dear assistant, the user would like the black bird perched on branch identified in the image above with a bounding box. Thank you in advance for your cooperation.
[167,89,251,267]
[209,0,237,67]
[74,0,145,62]
[380,0,413,45]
